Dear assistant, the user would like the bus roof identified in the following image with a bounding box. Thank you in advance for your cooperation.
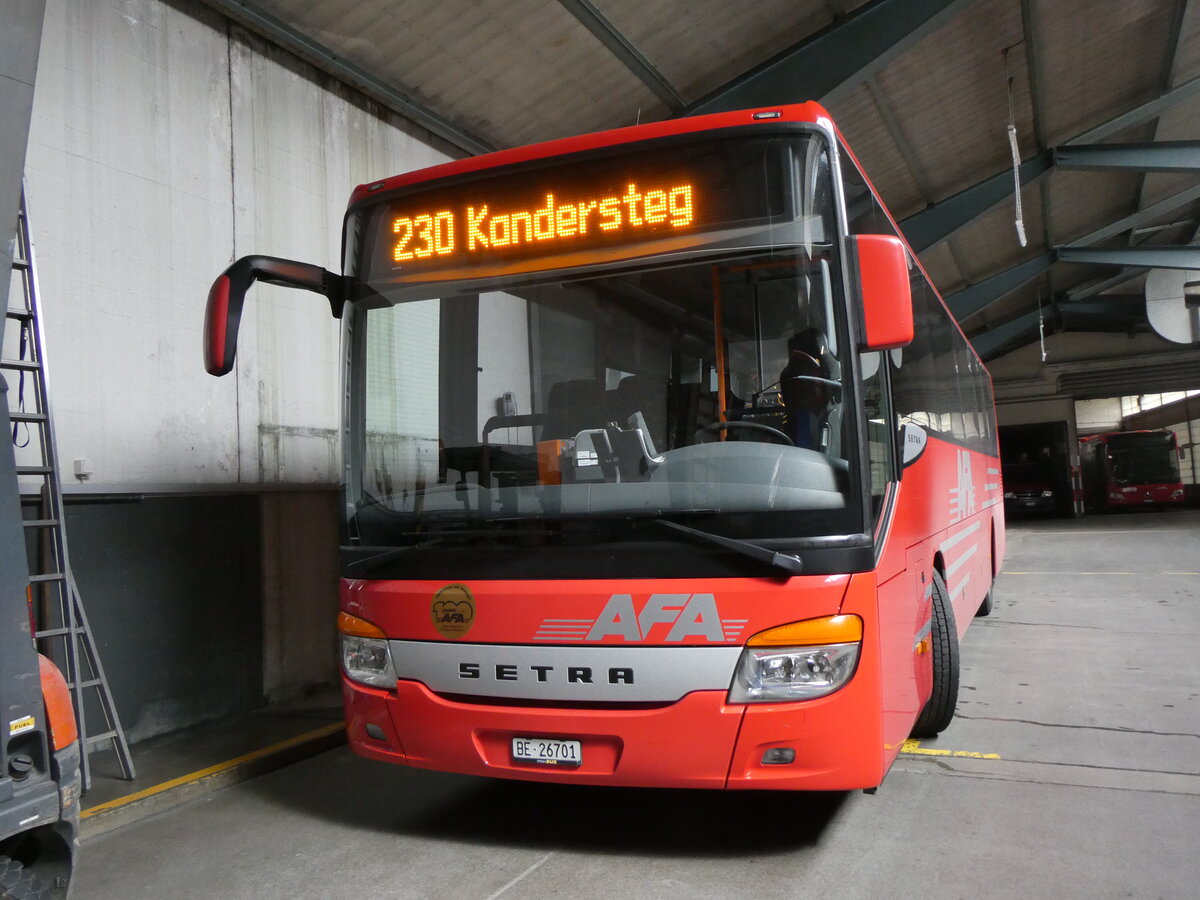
[1080,429,1176,443]
[348,102,832,207]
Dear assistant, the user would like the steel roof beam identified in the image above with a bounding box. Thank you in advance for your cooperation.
[1124,0,1193,250]
[1057,246,1200,270]
[681,0,973,116]
[970,245,1200,359]
[1019,0,1053,270]
[557,0,684,111]
[1070,73,1200,144]
[970,310,1043,360]
[946,253,1055,321]
[1055,142,1200,172]
[1060,294,1143,310]
[1067,182,1200,246]
[201,0,496,156]
[1058,295,1147,327]
[900,74,1200,251]
[944,182,1200,321]
[1063,268,1146,302]
[902,152,1053,252]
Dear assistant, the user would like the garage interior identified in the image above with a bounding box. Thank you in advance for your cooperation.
[1,0,1198,895]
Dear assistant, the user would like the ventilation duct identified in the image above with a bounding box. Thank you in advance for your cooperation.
[1055,355,1200,399]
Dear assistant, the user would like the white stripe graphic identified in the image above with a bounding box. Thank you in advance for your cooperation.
[946,543,978,579]
[940,520,981,553]
[950,572,972,600]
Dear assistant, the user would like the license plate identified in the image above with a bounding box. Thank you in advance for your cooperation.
[512,736,582,767]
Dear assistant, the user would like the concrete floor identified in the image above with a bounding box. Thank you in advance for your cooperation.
[73,510,1200,899]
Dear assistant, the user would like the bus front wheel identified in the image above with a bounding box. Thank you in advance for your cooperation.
[911,570,959,738]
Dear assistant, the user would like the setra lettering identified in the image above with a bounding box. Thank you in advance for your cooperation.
[456,662,636,685]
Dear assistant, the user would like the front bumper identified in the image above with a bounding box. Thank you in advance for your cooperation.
[343,669,885,791]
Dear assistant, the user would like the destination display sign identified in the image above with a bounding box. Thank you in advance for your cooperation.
[366,134,801,281]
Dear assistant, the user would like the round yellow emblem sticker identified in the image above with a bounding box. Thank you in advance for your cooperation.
[432,584,476,639]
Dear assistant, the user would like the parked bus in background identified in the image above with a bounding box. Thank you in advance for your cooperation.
[204,102,1004,792]
[1079,430,1185,511]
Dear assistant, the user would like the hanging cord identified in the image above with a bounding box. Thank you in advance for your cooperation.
[1005,48,1027,248]
[10,322,30,448]
[1037,289,1047,362]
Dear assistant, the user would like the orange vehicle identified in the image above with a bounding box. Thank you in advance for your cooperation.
[205,102,1004,791]
[0,583,80,895]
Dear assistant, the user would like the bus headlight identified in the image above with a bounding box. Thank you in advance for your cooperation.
[728,615,862,704]
[729,643,860,702]
[339,612,397,688]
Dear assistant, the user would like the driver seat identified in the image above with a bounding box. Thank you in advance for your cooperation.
[779,345,831,449]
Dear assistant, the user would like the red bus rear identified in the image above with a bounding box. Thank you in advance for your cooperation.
[205,103,1004,791]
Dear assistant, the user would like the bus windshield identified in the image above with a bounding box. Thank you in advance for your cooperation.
[345,131,866,569]
[1107,432,1180,485]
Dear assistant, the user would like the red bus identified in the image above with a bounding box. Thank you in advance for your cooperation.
[205,102,1004,792]
[1079,430,1185,510]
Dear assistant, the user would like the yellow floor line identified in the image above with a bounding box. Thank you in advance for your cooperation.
[1004,571,1198,576]
[81,721,345,818]
[901,738,1000,760]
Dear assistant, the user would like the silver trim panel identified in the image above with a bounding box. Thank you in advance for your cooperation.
[389,641,744,702]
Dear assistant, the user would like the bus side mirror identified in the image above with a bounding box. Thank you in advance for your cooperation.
[848,234,913,351]
[204,255,345,376]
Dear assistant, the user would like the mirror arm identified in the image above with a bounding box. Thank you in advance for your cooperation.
[228,255,346,318]
[204,255,346,376]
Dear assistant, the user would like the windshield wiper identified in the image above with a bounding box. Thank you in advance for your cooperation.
[342,538,448,576]
[652,519,804,575]
[343,526,559,576]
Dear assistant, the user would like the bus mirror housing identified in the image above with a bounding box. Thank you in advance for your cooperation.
[848,234,913,351]
[204,255,345,376]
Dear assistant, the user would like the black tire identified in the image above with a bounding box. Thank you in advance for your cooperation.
[0,856,48,900]
[911,570,960,738]
[975,586,994,617]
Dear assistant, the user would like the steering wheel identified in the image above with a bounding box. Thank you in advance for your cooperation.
[703,421,794,446]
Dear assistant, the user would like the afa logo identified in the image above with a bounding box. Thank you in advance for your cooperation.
[949,448,977,523]
[432,584,476,639]
[535,593,748,643]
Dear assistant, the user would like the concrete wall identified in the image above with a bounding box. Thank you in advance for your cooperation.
[19,0,458,739]
[24,0,455,491]
[1075,398,1123,434]
[53,494,263,744]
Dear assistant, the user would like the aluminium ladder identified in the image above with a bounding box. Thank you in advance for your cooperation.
[4,186,135,791]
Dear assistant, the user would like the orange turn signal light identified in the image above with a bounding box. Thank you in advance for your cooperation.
[746,614,862,647]
[337,611,386,638]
